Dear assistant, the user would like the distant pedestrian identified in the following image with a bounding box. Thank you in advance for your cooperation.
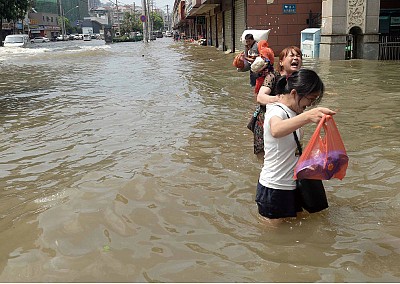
[243,34,259,87]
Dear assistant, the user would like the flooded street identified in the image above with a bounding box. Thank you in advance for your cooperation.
[0,38,399,282]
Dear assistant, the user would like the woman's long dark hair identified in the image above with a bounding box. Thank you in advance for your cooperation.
[276,69,324,104]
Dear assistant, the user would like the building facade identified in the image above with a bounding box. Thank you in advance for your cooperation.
[173,0,322,55]
[172,0,400,60]
[319,0,380,60]
[31,0,89,30]
[28,12,60,38]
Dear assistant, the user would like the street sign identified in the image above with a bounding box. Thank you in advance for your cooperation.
[140,15,146,22]
[283,4,296,14]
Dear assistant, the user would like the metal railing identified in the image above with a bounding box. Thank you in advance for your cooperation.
[379,34,400,60]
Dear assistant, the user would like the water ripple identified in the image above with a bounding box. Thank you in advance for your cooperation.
[0,40,399,282]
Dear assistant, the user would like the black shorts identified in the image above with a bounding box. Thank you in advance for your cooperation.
[255,181,303,219]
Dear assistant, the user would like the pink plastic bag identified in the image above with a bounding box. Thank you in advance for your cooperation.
[294,115,349,180]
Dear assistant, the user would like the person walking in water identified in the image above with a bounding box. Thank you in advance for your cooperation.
[255,69,336,222]
[244,34,259,88]
[252,46,303,157]
[257,46,303,105]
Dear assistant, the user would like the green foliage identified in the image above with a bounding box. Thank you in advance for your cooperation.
[120,11,143,35]
[0,0,32,21]
[119,10,165,35]
[150,12,163,31]
[57,16,77,34]
[113,34,143,42]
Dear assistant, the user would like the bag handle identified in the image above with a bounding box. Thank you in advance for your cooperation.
[316,114,331,137]
[306,115,330,153]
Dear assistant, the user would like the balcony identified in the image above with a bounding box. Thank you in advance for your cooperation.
[186,0,221,17]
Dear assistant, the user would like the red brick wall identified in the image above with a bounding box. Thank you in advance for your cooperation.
[246,0,322,56]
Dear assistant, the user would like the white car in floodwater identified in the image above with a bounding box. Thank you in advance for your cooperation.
[31,36,50,43]
[3,34,31,48]
[83,34,92,41]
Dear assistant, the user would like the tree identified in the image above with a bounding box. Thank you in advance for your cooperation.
[120,11,143,35]
[57,16,78,35]
[0,0,32,45]
[150,11,163,31]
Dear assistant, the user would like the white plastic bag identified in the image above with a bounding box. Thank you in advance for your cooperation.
[241,29,270,44]
[251,56,268,73]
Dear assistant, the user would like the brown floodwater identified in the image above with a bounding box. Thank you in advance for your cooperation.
[0,38,399,282]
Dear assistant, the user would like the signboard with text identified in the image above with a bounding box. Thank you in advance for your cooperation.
[283,4,296,14]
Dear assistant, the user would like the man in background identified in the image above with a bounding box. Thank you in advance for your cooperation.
[244,34,259,87]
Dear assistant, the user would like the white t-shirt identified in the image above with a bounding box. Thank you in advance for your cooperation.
[259,103,302,190]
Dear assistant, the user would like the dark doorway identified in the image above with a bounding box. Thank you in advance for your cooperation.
[346,26,363,59]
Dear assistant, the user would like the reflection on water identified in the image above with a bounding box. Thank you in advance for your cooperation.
[0,39,399,282]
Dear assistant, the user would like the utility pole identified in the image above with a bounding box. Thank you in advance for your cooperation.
[58,0,66,39]
[142,0,149,42]
[116,0,120,34]
[146,0,152,39]
[24,11,30,36]
[150,0,153,33]
[166,5,169,31]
